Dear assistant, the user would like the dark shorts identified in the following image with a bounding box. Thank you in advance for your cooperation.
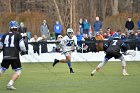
[1,59,22,70]
[105,52,122,59]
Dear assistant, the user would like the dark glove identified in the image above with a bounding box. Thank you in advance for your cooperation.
[20,51,27,56]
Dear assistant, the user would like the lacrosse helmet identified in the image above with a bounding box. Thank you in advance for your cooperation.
[9,21,19,29]
[66,28,74,38]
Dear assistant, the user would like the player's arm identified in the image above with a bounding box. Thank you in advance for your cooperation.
[18,34,26,55]
[0,35,5,52]
[121,42,128,54]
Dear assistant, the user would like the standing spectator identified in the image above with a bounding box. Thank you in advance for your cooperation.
[40,20,50,39]
[76,31,84,48]
[30,35,40,55]
[83,19,90,36]
[125,17,134,35]
[39,35,48,53]
[0,21,26,90]
[93,16,102,36]
[18,22,28,54]
[79,18,84,35]
[54,21,62,40]
[137,19,140,30]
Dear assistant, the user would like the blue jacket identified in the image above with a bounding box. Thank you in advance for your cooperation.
[83,21,90,30]
[138,20,140,30]
[54,23,62,34]
[93,21,102,32]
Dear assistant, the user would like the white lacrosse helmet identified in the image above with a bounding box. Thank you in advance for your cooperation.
[66,28,74,37]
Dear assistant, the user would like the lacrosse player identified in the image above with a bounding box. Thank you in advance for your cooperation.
[0,21,26,90]
[53,28,79,73]
[91,32,129,76]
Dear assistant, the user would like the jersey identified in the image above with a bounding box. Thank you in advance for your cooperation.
[106,39,124,53]
[60,35,77,52]
[1,31,26,59]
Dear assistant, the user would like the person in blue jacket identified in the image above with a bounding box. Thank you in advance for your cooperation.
[54,21,62,40]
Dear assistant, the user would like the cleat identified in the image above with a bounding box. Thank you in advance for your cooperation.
[7,85,16,90]
[70,68,74,73]
[53,59,59,67]
[91,73,94,76]
[123,72,129,76]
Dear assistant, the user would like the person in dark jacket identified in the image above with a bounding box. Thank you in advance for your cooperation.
[127,31,136,50]
[125,17,134,35]
[39,35,48,53]
[136,32,140,51]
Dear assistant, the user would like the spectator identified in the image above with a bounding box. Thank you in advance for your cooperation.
[87,34,96,52]
[79,18,84,35]
[83,19,90,36]
[125,17,134,35]
[18,22,28,54]
[138,19,140,30]
[76,31,84,48]
[39,35,48,53]
[121,33,127,41]
[40,20,50,39]
[95,32,104,52]
[127,31,136,50]
[93,16,102,36]
[55,35,63,52]
[136,31,140,51]
[54,21,62,40]
[30,35,40,55]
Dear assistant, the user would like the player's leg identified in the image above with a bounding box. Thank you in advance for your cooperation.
[53,52,71,66]
[91,57,109,76]
[0,59,10,76]
[0,67,7,76]
[119,55,129,76]
[7,59,22,90]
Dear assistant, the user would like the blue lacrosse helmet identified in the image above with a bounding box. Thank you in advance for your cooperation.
[113,32,120,39]
[9,21,19,29]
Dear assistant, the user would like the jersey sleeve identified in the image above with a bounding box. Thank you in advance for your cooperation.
[18,34,26,52]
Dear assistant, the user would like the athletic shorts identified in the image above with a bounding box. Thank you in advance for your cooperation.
[64,51,72,56]
[1,59,22,70]
[105,52,122,59]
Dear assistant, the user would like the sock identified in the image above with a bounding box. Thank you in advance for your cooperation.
[67,61,71,68]
[7,80,14,86]
[123,69,127,73]
[91,69,97,74]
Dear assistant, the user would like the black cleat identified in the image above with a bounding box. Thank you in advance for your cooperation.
[53,59,59,67]
[91,73,94,76]
[70,68,75,73]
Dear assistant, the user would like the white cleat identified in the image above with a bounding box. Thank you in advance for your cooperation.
[123,72,129,76]
[7,85,16,90]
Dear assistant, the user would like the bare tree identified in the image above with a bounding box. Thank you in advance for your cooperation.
[111,0,119,15]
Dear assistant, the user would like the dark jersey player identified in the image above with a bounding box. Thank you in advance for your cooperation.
[91,32,129,76]
[0,21,26,90]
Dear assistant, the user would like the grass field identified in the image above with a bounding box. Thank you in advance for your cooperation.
[0,61,140,93]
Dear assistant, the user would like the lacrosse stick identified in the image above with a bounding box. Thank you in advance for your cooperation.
[123,50,136,57]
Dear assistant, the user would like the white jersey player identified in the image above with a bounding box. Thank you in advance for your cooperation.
[53,28,79,73]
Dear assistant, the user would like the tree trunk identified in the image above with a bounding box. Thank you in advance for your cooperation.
[111,0,119,15]
[53,0,64,34]
[9,0,12,13]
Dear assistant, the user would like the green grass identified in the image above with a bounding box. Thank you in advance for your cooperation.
[0,61,140,93]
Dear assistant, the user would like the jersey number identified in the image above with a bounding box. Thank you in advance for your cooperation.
[4,35,15,47]
[66,40,74,46]
[112,40,118,45]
